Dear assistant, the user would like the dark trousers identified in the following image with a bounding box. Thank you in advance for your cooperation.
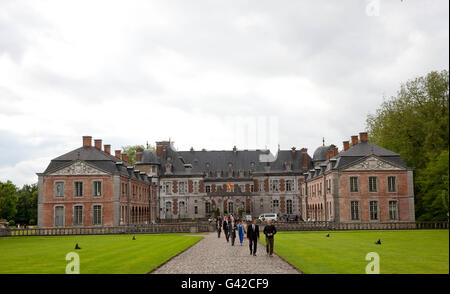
[217,228,221,238]
[266,237,274,255]
[249,238,257,254]
[224,230,229,242]
[231,232,236,246]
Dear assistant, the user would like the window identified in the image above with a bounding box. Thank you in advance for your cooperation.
[73,206,83,225]
[388,176,397,192]
[369,177,378,192]
[205,202,211,214]
[272,200,279,213]
[259,182,264,192]
[93,181,102,197]
[54,206,64,227]
[286,180,292,192]
[260,199,264,208]
[350,201,360,220]
[121,183,125,196]
[239,184,245,192]
[165,182,171,195]
[179,182,185,194]
[93,205,102,225]
[369,201,379,220]
[194,181,199,194]
[206,185,211,193]
[194,206,198,214]
[228,202,234,213]
[389,200,398,220]
[74,182,84,197]
[55,182,65,197]
[350,177,359,192]
[319,183,322,196]
[327,179,331,193]
[271,179,279,192]
[250,184,254,192]
[286,200,293,214]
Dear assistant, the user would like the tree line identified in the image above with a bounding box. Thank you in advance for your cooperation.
[367,70,449,221]
[0,181,38,226]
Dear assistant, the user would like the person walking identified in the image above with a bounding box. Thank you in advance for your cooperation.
[263,219,277,257]
[216,215,223,238]
[247,219,260,256]
[223,216,230,243]
[229,217,237,246]
[237,220,246,246]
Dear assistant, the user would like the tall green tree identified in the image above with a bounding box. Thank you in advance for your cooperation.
[366,70,449,220]
[416,150,449,221]
[0,181,18,221]
[15,184,38,225]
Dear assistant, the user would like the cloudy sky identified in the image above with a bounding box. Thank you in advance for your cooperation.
[0,0,448,186]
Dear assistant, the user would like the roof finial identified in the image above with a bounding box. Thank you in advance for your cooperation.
[146,141,149,149]
[323,137,325,146]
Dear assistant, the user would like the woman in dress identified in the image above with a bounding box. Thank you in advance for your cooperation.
[237,220,246,246]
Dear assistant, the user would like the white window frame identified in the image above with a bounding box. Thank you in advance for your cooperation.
[54,181,65,198]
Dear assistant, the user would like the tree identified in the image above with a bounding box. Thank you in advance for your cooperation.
[122,144,156,165]
[416,150,449,221]
[366,70,449,220]
[367,70,449,170]
[15,184,38,225]
[0,181,18,221]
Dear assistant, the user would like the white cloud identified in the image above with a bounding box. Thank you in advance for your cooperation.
[0,0,448,185]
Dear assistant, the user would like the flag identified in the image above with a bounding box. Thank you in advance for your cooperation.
[228,183,233,191]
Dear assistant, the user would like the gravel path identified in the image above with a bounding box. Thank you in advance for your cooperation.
[151,232,301,274]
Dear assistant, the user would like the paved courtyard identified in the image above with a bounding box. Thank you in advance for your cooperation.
[151,232,301,274]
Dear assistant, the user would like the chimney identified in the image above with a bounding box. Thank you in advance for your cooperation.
[333,146,339,156]
[115,150,121,159]
[343,141,350,151]
[300,148,308,171]
[359,132,368,142]
[104,144,111,155]
[351,135,358,146]
[82,136,92,147]
[291,147,296,160]
[326,150,333,160]
[94,139,102,150]
[156,141,170,157]
[136,148,143,163]
[233,146,237,156]
[122,154,129,163]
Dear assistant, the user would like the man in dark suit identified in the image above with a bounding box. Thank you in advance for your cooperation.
[216,216,223,238]
[247,219,260,256]
[223,216,230,242]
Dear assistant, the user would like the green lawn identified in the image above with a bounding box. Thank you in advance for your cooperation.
[262,230,449,274]
[0,234,202,274]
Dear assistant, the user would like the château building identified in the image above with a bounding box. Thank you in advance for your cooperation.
[37,132,415,227]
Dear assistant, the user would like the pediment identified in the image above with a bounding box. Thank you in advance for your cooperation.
[344,156,403,171]
[49,161,109,176]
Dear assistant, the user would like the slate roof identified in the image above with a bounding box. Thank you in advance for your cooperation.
[42,146,151,183]
[312,145,334,162]
[305,141,409,181]
[145,145,313,177]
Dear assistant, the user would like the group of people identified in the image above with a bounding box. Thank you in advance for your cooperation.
[215,215,277,257]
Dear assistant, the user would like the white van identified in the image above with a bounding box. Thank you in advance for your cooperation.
[258,213,278,222]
